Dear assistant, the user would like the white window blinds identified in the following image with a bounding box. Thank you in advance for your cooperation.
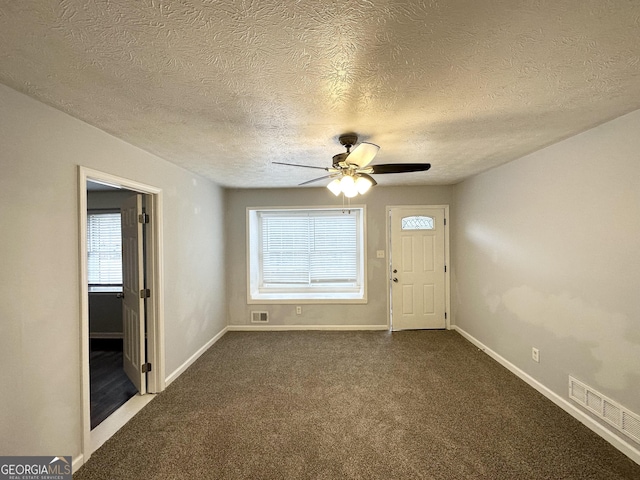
[87,212,123,285]
[260,211,359,287]
[247,207,366,302]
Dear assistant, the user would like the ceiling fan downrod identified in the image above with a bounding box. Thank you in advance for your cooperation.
[332,133,358,167]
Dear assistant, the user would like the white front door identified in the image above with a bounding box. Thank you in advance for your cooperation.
[390,207,446,330]
[121,194,146,394]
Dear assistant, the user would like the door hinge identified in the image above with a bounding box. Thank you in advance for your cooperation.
[444,265,447,273]
[142,363,152,373]
[444,218,447,226]
[445,312,448,320]
[140,288,151,299]
[138,213,149,224]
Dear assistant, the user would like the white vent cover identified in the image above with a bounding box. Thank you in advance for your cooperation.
[251,311,269,323]
[569,376,640,444]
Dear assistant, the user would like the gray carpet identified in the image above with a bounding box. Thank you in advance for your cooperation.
[74,331,640,479]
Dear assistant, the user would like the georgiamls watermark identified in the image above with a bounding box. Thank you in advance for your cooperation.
[0,456,71,480]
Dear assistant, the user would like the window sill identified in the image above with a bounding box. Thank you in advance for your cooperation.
[88,285,123,293]
[248,291,367,304]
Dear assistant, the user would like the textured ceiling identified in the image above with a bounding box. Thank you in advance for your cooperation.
[1,1,640,188]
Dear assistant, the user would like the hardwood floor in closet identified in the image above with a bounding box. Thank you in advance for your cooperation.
[90,345,138,429]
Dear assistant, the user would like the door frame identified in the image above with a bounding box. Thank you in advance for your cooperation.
[386,205,451,331]
[78,166,165,464]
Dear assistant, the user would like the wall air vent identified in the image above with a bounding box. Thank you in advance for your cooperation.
[569,376,640,444]
[251,311,269,323]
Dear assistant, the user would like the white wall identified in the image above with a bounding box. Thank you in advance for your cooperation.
[0,84,227,458]
[225,185,452,328]
[452,109,640,443]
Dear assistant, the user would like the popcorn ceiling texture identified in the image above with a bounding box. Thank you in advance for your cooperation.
[1,0,640,188]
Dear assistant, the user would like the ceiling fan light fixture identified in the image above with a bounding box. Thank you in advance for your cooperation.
[355,176,372,194]
[340,175,358,198]
[327,173,372,197]
[340,175,354,187]
[343,188,358,198]
[327,178,342,196]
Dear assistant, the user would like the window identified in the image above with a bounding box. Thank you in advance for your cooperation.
[247,207,366,302]
[401,215,434,230]
[87,211,122,287]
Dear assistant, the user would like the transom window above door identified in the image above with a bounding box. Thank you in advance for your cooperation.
[401,215,434,230]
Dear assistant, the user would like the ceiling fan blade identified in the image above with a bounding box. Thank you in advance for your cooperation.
[369,163,431,174]
[273,161,328,171]
[346,142,380,168]
[299,174,336,186]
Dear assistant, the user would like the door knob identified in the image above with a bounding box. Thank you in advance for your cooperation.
[393,277,398,283]
[393,269,397,273]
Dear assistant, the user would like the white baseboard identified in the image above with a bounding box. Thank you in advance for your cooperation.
[227,324,389,331]
[72,454,84,474]
[452,325,640,466]
[165,326,229,386]
[90,393,156,453]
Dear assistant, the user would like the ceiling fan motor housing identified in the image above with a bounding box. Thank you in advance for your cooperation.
[334,133,359,167]
[332,152,349,167]
[338,134,358,149]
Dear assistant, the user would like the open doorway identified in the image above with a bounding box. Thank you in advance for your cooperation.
[86,182,141,428]
[79,167,165,465]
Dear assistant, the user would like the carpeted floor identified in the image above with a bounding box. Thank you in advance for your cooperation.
[74,330,640,479]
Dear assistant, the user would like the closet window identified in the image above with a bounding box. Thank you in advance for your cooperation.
[87,211,122,286]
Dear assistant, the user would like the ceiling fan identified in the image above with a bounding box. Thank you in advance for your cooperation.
[273,134,431,197]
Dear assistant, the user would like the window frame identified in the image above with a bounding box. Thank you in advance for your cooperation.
[246,206,367,304]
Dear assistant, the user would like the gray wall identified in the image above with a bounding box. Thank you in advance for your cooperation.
[225,185,452,327]
[0,84,227,458]
[452,109,640,439]
[89,293,122,335]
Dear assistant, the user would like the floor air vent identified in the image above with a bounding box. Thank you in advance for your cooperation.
[569,376,640,443]
[251,311,269,323]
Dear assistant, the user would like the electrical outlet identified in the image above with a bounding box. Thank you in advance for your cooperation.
[532,347,540,363]
[376,250,385,258]
[296,306,302,315]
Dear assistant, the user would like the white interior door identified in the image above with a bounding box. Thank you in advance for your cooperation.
[121,194,146,394]
[390,207,446,330]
